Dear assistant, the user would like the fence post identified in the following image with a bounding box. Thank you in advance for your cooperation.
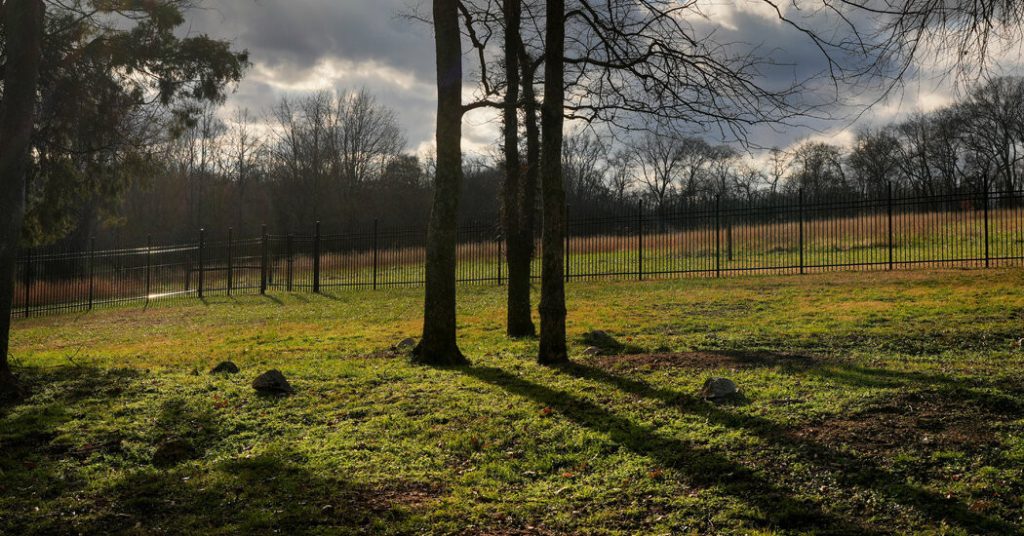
[23,247,31,318]
[715,195,721,278]
[638,199,644,280]
[145,235,152,304]
[564,205,571,282]
[286,233,294,292]
[984,184,990,268]
[799,189,805,275]
[88,236,96,310]
[198,228,205,299]
[372,219,379,290]
[260,224,268,295]
[227,228,234,296]
[497,232,503,286]
[887,182,894,271]
[313,221,321,293]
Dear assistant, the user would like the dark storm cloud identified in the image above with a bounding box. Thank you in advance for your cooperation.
[187,0,435,79]
[181,1,1015,155]
[182,0,442,152]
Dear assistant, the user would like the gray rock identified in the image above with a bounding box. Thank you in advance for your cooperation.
[210,361,239,374]
[152,438,197,468]
[701,377,738,401]
[252,369,294,395]
[393,338,417,351]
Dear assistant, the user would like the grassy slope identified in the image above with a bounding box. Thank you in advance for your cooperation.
[3,269,1024,535]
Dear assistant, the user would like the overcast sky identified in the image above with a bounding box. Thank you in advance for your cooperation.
[183,0,1024,158]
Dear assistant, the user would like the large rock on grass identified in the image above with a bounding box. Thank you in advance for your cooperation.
[701,377,739,401]
[252,369,294,395]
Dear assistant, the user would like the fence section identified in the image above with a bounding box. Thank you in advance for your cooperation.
[11,188,1024,318]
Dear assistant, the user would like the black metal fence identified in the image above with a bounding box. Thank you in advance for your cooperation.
[11,188,1024,318]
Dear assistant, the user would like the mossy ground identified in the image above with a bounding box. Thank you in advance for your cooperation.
[3,268,1024,534]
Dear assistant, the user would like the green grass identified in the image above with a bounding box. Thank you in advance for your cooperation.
[4,269,1024,534]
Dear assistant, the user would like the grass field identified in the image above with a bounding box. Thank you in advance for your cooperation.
[3,269,1024,534]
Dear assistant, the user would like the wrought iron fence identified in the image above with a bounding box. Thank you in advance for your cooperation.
[11,188,1024,318]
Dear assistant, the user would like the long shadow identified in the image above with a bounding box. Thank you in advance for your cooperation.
[261,293,285,305]
[0,366,435,535]
[809,364,1024,413]
[459,365,876,534]
[3,450,429,535]
[561,362,1019,534]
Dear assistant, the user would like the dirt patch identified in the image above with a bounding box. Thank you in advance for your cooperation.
[364,481,445,511]
[796,390,1012,457]
[587,350,819,371]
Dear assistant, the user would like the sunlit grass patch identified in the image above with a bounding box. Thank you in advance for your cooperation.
[4,268,1024,534]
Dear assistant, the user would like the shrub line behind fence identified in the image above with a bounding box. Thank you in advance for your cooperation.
[10,187,1024,318]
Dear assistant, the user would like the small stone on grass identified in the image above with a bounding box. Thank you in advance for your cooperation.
[393,338,417,351]
[210,361,240,374]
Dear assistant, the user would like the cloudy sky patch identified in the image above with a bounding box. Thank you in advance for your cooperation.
[184,0,1023,158]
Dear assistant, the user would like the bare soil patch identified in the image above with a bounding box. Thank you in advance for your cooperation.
[796,390,1013,457]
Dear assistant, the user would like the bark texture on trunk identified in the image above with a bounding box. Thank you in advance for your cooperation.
[0,0,45,401]
[502,0,535,338]
[537,0,568,365]
[413,0,467,366]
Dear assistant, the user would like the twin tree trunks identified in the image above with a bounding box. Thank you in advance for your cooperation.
[416,0,569,365]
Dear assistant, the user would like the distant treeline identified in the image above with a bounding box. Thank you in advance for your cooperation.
[51,77,1024,249]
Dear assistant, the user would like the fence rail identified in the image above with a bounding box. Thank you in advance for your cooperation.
[11,188,1024,318]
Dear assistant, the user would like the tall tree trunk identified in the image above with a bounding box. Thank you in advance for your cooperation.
[537,0,568,365]
[413,0,467,365]
[503,0,534,338]
[516,53,541,334]
[0,0,45,401]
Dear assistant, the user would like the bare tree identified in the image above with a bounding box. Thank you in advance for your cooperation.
[413,0,469,365]
[606,150,635,203]
[502,0,535,337]
[765,148,789,197]
[225,107,266,231]
[848,128,903,197]
[563,129,610,206]
[852,0,1024,83]
[732,162,769,203]
[333,89,405,190]
[632,128,684,218]
[786,141,849,196]
[960,76,1024,192]
[538,0,569,365]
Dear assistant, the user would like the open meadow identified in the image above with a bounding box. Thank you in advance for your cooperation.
[3,269,1024,534]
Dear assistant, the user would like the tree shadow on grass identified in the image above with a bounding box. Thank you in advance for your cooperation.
[5,450,432,535]
[70,453,428,535]
[559,361,1020,535]
[458,365,876,535]
[808,364,1024,414]
[0,365,437,535]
